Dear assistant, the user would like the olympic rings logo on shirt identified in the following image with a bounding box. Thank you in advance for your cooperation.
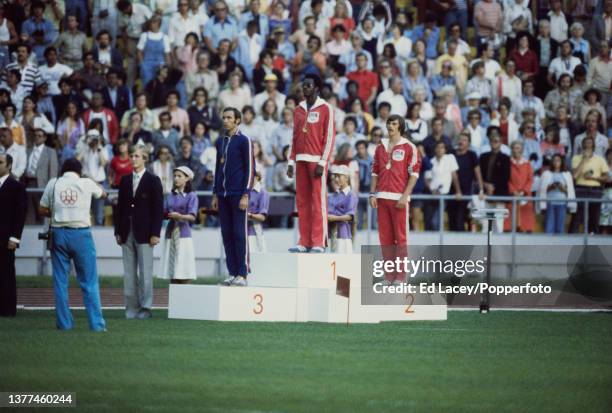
[59,189,78,205]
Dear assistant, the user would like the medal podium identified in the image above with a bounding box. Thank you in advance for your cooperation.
[169,253,447,323]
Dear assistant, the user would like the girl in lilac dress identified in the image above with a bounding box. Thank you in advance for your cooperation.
[247,170,270,253]
[160,166,198,283]
[328,165,358,253]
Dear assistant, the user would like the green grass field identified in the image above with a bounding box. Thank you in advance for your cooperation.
[1,310,611,412]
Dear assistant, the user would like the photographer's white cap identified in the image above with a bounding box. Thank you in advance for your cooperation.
[86,129,101,138]
[174,166,194,181]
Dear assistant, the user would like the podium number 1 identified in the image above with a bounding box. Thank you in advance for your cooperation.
[331,261,336,280]
[253,294,264,315]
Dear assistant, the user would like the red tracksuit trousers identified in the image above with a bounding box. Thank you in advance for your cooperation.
[377,198,409,282]
[295,161,328,248]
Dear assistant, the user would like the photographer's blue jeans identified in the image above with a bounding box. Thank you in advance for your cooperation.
[545,203,567,234]
[51,227,106,331]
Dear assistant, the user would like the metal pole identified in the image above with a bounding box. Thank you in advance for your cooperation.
[366,196,372,245]
[439,197,445,245]
[480,218,492,313]
[511,198,517,278]
[583,200,589,245]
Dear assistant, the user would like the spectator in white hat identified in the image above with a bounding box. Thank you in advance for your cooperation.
[76,129,108,225]
[159,165,198,284]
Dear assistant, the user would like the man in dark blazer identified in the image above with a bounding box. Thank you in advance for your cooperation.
[114,145,163,319]
[102,68,132,122]
[479,126,511,233]
[0,153,28,317]
[91,30,123,73]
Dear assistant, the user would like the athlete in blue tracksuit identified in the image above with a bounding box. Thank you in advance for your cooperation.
[212,107,255,287]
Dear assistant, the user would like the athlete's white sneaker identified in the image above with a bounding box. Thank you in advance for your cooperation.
[379,279,392,287]
[288,245,308,253]
[231,276,248,287]
[222,276,235,286]
[309,246,325,253]
[392,279,404,287]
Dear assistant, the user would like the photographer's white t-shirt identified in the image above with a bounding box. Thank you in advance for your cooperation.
[40,172,104,228]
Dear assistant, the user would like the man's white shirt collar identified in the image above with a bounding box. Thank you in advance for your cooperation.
[0,173,9,188]
[339,186,351,195]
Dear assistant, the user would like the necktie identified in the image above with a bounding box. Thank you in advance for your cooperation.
[28,147,41,177]
[133,173,139,196]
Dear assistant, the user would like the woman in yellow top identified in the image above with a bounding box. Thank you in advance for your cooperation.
[571,136,610,234]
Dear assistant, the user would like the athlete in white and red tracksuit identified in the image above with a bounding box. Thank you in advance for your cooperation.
[370,115,421,283]
[287,75,335,252]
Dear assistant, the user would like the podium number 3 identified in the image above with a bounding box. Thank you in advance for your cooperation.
[253,294,264,315]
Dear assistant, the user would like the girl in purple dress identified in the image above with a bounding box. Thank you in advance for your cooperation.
[160,166,198,283]
[328,165,358,253]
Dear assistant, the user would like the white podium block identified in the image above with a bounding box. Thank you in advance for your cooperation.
[168,284,297,322]
[301,288,447,323]
[249,253,363,289]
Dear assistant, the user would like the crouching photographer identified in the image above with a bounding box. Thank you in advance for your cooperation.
[38,158,108,331]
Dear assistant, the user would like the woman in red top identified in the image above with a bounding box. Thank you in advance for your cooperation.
[504,140,536,232]
[508,33,539,82]
[328,1,354,40]
[109,139,133,189]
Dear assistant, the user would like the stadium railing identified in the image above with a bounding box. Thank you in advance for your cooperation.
[20,188,612,277]
[24,189,610,234]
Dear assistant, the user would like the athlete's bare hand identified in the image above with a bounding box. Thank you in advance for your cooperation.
[314,164,324,177]
[239,194,249,211]
[395,195,410,209]
[369,195,378,209]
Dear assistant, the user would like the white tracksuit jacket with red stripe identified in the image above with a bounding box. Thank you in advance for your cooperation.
[288,97,335,167]
[372,138,422,200]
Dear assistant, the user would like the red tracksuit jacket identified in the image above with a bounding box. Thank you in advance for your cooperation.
[288,97,335,166]
[372,138,421,200]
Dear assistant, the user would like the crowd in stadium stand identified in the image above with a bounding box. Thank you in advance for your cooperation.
[0,0,611,234]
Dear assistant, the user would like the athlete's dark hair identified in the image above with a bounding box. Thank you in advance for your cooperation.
[386,114,406,135]
[303,74,322,90]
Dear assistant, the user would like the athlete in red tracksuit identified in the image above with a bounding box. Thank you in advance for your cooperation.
[370,115,421,283]
[287,75,335,252]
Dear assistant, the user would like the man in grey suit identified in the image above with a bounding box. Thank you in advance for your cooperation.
[114,146,163,319]
[24,128,58,223]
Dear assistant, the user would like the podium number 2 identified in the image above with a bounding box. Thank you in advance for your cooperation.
[331,261,336,280]
[405,294,414,314]
[253,294,264,315]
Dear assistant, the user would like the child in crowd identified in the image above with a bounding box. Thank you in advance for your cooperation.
[328,165,358,253]
[160,166,198,284]
[247,170,270,253]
